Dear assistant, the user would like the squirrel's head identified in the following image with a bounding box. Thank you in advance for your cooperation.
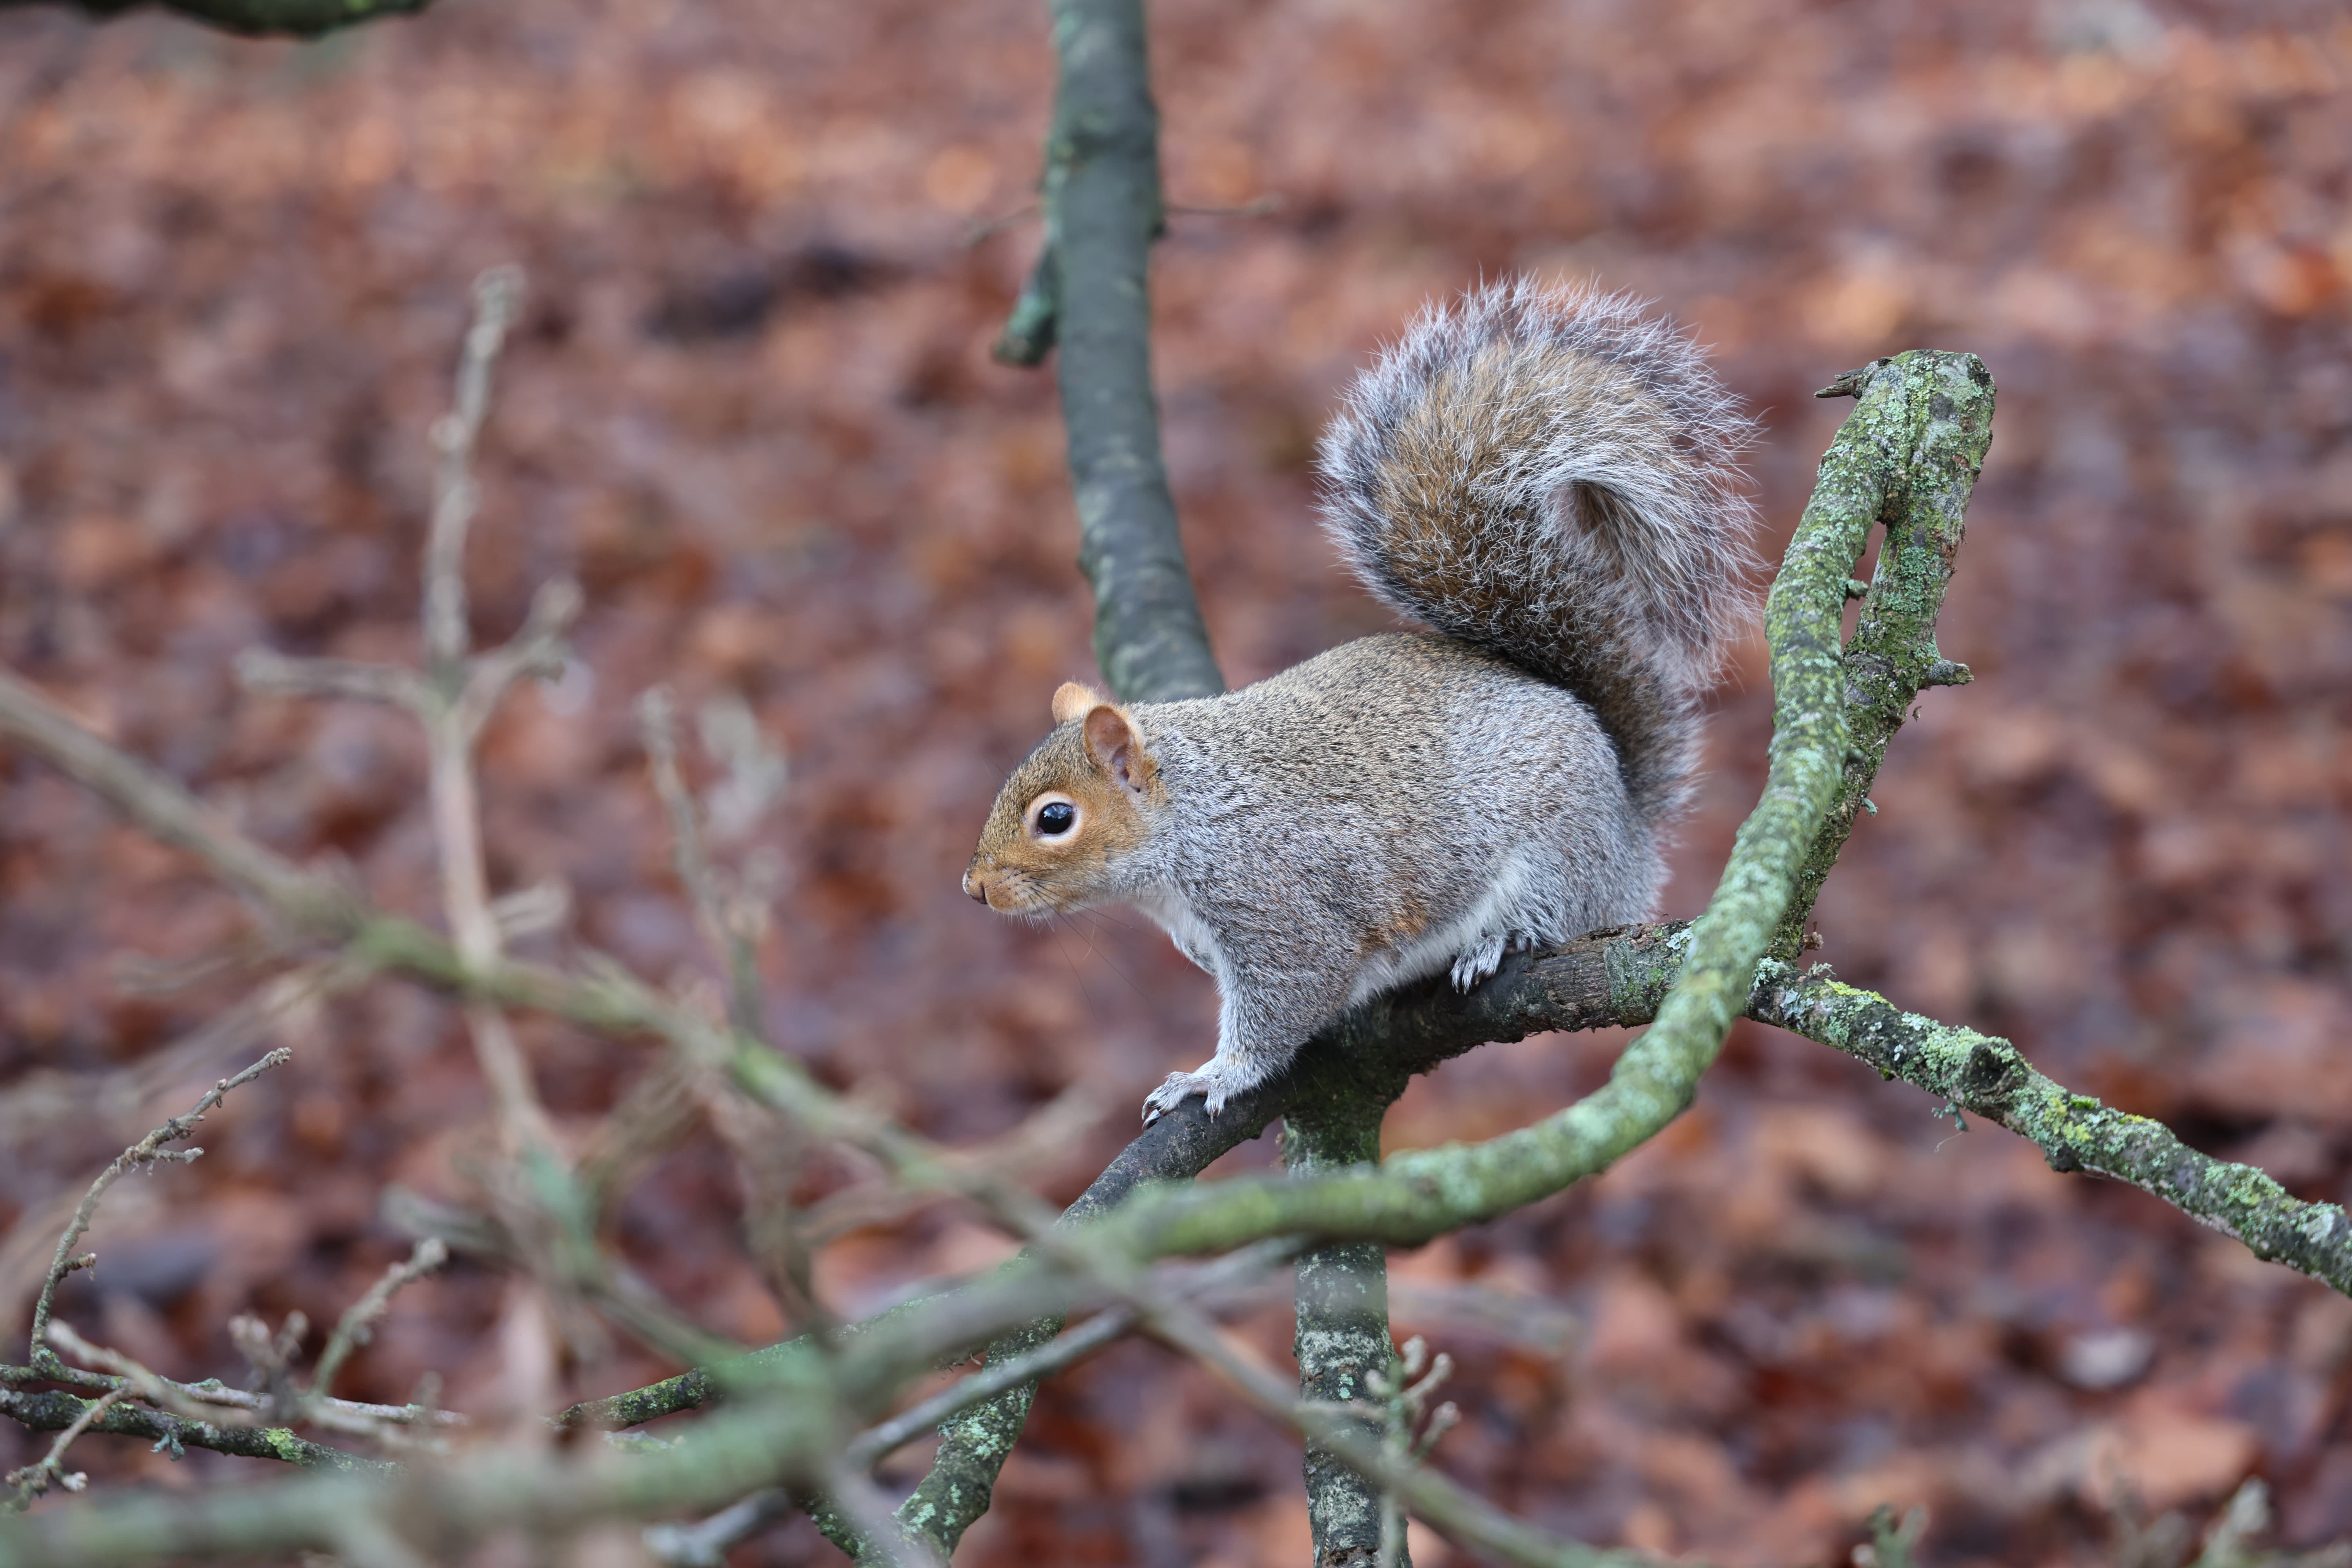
[963,681,1161,917]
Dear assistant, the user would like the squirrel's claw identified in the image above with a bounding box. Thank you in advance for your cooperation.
[1141,1067,1232,1125]
[1450,934,1508,992]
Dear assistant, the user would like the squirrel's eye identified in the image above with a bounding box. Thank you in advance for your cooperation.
[1036,800,1077,836]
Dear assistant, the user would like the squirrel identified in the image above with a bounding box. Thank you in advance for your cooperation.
[962,279,1761,1124]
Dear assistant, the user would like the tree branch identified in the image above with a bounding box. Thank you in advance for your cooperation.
[1285,1088,1399,1567]
[27,1050,294,1378]
[1752,962,2352,1294]
[1770,357,1994,956]
[0,0,433,38]
[994,0,1221,704]
[0,1385,388,1477]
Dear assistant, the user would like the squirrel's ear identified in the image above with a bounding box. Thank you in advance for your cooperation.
[1052,682,1107,725]
[1082,704,1155,795]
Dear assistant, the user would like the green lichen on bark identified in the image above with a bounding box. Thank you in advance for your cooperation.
[867,1315,1061,1561]
[0,1386,390,1475]
[1771,353,1996,957]
[1286,1087,1400,1568]
[1749,965,2352,1296]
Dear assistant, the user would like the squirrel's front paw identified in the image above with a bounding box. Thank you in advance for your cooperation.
[1141,1065,1239,1125]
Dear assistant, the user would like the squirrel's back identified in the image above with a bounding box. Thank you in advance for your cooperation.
[1316,279,1760,822]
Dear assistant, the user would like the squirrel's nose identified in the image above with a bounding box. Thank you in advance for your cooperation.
[962,870,988,905]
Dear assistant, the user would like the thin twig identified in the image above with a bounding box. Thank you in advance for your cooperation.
[4,1387,122,1510]
[47,1323,247,1425]
[650,1309,1145,1563]
[28,1050,293,1374]
[27,1324,462,1438]
[1142,1301,1647,1568]
[233,651,428,712]
[455,577,581,741]
[311,1239,449,1403]
[423,264,524,681]
[637,686,764,1042]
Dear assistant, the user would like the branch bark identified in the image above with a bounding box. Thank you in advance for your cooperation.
[995,0,1222,704]
[0,1384,388,1477]
[0,0,433,37]
[1770,358,1993,956]
[1285,1089,1399,1568]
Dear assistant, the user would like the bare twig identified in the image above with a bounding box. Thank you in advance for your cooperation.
[0,668,349,925]
[638,687,766,1041]
[233,651,428,712]
[28,1050,293,1376]
[226,1311,307,1422]
[797,1083,1101,1245]
[0,1379,388,1476]
[4,1388,122,1511]
[30,1321,462,1440]
[1141,1301,1647,1568]
[454,577,581,740]
[48,1323,250,1425]
[849,1305,1137,1471]
[1368,1337,1458,1568]
[311,1239,449,1403]
[423,264,524,682]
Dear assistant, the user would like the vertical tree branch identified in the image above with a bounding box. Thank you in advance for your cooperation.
[861,2,1220,1555]
[996,0,1223,704]
[1769,359,1995,956]
[1285,1084,1404,1568]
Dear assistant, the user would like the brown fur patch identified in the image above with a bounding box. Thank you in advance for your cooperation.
[963,715,1158,915]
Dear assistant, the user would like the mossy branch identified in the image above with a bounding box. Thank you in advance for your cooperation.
[1772,356,1994,956]
[0,1384,387,1477]
[1752,965,2352,1295]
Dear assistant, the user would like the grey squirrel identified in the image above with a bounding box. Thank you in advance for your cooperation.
[962,279,1762,1123]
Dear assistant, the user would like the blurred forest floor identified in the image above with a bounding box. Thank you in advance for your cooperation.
[2,0,2350,1563]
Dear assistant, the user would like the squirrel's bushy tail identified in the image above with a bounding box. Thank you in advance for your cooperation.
[1317,278,1762,823]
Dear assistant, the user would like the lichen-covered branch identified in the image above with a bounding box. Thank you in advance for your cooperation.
[1770,357,1994,956]
[1285,1089,1398,1568]
[1751,964,2352,1295]
[0,1374,832,1568]
[993,0,1223,704]
[0,1384,388,1477]
[0,0,433,37]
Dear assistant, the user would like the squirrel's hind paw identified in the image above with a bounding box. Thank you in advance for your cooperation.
[1450,935,1508,992]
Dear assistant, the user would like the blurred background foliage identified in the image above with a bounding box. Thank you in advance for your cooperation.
[0,0,2348,1561]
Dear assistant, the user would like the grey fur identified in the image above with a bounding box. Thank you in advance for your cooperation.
[967,281,1761,1121]
[1107,634,1661,1118]
[1316,277,1760,820]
